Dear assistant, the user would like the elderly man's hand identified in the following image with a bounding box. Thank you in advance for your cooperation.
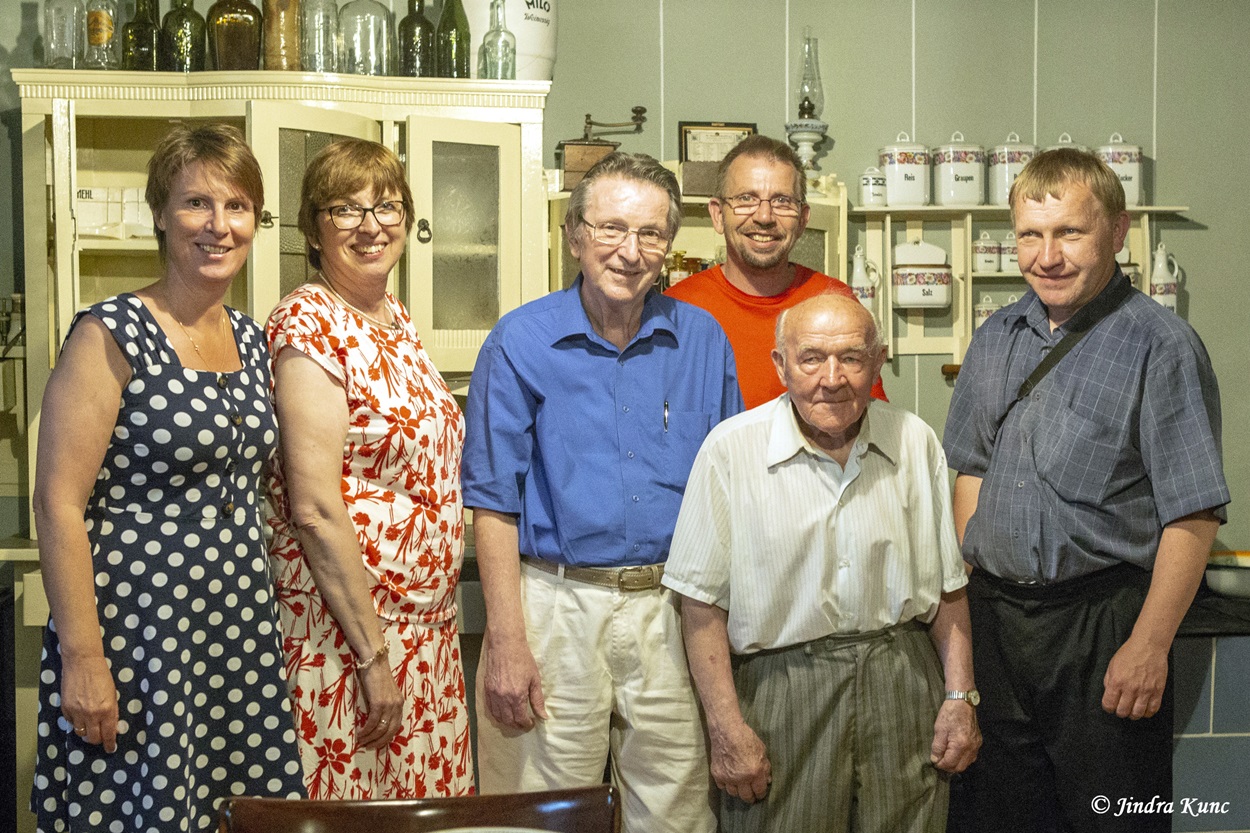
[482,629,548,730]
[710,720,771,804]
[1102,633,1168,719]
[930,700,980,773]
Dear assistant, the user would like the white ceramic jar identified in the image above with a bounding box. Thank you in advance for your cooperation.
[1000,231,1019,271]
[892,239,951,308]
[1097,133,1143,206]
[879,132,929,206]
[973,231,1000,272]
[973,294,1000,330]
[932,131,985,206]
[859,167,887,206]
[1150,242,1179,312]
[988,132,1037,206]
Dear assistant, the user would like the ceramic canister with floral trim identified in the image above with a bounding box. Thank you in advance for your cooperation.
[974,231,1000,272]
[932,132,985,206]
[1098,133,1143,206]
[879,132,929,206]
[988,132,1037,206]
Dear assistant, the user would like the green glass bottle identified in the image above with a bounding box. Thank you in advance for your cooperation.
[160,0,206,71]
[397,0,434,77]
[207,0,261,70]
[122,0,161,70]
[434,0,469,78]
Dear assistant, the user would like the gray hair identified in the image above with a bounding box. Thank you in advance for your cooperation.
[774,293,883,355]
[563,152,683,242]
[715,134,807,202]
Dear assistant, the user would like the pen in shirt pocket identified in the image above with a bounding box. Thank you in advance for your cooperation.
[663,400,669,432]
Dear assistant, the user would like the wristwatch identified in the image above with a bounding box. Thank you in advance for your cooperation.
[945,689,981,707]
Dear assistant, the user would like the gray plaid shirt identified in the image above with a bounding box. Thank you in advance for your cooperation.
[944,273,1228,583]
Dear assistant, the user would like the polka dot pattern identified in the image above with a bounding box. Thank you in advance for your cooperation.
[33,295,305,833]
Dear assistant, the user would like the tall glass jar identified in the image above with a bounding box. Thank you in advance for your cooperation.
[207,0,261,70]
[262,0,300,70]
[122,0,160,70]
[434,0,468,78]
[299,0,337,71]
[160,0,206,71]
[397,0,433,77]
[476,0,514,80]
[338,0,393,76]
[83,0,120,69]
[44,0,85,68]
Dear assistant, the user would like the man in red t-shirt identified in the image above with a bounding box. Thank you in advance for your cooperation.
[666,135,887,408]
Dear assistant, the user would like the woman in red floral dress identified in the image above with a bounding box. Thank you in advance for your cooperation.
[265,139,473,798]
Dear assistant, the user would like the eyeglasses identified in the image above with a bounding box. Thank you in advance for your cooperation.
[582,220,671,253]
[321,201,406,230]
[718,194,805,216]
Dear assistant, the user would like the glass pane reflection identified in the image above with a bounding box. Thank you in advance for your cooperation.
[432,141,499,330]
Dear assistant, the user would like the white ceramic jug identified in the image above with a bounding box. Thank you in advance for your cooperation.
[850,244,880,310]
[1150,242,1179,312]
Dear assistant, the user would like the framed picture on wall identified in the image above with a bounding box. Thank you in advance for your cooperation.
[678,121,757,163]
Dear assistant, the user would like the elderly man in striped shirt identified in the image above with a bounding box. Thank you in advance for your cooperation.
[663,293,979,833]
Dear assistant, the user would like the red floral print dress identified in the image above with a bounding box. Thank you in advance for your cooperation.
[266,281,473,799]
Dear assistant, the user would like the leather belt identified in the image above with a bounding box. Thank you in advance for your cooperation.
[521,555,665,592]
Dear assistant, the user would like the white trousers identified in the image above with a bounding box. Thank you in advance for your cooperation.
[476,561,716,833]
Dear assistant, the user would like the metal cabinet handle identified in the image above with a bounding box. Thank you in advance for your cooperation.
[259,210,275,229]
[416,218,432,244]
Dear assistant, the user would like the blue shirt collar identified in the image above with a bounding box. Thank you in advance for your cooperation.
[551,274,678,350]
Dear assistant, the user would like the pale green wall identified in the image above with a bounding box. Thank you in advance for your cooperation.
[543,0,1248,549]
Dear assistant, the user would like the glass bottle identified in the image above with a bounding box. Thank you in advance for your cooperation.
[121,0,160,70]
[262,0,300,70]
[44,0,85,68]
[207,0,261,70]
[84,0,120,68]
[338,0,393,76]
[160,0,206,72]
[798,27,824,119]
[476,0,514,80]
[299,0,337,71]
[396,0,433,77]
[434,0,469,78]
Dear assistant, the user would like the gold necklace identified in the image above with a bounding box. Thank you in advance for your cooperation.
[318,276,399,330]
[174,311,226,367]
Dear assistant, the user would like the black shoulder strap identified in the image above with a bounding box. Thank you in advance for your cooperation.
[1014,275,1134,404]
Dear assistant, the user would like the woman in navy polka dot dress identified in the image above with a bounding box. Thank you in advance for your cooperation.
[30,124,305,832]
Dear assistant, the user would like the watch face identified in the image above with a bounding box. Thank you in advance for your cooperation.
[967,689,981,707]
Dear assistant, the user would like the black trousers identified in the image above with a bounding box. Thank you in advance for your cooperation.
[949,564,1173,833]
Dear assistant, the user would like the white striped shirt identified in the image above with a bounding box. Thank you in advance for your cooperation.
[663,396,967,654]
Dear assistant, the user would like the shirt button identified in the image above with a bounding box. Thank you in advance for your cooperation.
[839,560,850,569]
[633,544,641,552]
[627,451,635,459]
[223,502,234,514]
[217,375,228,389]
[231,414,243,426]
[622,406,630,413]
[226,460,236,473]
[632,495,640,503]
[1017,481,1025,488]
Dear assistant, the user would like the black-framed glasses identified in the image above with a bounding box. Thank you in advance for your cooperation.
[718,193,805,216]
[321,201,406,230]
[582,220,671,253]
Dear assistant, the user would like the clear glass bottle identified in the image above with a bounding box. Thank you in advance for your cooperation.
[206,0,261,70]
[476,0,514,80]
[299,0,337,71]
[160,0,206,71]
[798,27,824,118]
[121,0,160,70]
[397,0,433,77]
[84,0,120,68]
[338,0,393,76]
[434,0,469,78]
[262,0,300,70]
[44,0,85,68]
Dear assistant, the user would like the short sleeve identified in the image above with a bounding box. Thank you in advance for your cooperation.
[662,441,732,609]
[943,328,996,477]
[265,288,348,387]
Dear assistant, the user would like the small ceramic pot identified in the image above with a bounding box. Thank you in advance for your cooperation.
[974,231,1000,272]
[859,167,887,206]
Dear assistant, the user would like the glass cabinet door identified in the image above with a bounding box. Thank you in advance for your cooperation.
[404,116,521,373]
[247,102,382,321]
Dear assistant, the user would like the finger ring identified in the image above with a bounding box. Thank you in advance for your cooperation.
[380,718,388,726]
[74,726,86,733]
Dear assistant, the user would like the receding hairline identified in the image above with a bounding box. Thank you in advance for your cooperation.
[774,293,881,355]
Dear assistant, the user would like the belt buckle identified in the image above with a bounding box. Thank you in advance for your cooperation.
[618,564,660,592]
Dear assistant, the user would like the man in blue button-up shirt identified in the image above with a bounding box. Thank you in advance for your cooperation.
[463,152,741,833]
[944,149,1229,833]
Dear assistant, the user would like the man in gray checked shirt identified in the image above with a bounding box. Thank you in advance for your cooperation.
[943,148,1229,833]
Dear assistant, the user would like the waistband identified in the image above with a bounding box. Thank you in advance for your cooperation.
[736,619,923,662]
[521,555,665,592]
[971,561,1148,601]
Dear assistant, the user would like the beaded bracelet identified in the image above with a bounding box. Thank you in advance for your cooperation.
[355,639,390,673]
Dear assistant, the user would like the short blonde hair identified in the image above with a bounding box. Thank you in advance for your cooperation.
[298,140,414,270]
[1009,148,1125,220]
[145,123,264,258]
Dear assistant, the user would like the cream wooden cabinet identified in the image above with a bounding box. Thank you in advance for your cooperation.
[848,204,1188,364]
[15,69,549,523]
[547,179,849,290]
